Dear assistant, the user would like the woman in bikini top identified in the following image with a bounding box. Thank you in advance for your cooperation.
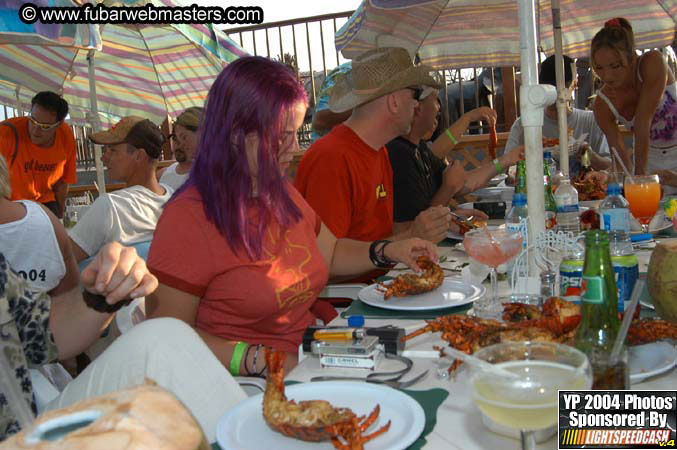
[590,17,677,175]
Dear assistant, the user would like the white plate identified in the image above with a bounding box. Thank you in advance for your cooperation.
[470,186,514,200]
[488,173,508,186]
[629,342,677,383]
[215,381,425,450]
[358,277,485,311]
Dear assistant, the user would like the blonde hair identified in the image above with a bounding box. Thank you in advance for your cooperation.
[0,154,11,199]
[590,18,635,72]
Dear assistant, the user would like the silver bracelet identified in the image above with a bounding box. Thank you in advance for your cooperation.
[251,344,261,376]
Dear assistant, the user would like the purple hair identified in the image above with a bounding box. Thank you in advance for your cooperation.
[174,56,308,260]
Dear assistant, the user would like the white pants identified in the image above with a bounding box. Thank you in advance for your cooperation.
[648,145,677,196]
[45,318,247,442]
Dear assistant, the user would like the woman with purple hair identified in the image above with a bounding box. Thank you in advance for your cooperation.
[145,56,437,376]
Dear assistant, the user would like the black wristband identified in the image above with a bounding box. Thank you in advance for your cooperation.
[82,290,132,314]
[369,240,396,268]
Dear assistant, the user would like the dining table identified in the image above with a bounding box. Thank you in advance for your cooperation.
[286,230,677,450]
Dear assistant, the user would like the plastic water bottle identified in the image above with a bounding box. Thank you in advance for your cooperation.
[505,193,528,276]
[600,183,630,232]
[609,231,639,313]
[543,151,557,182]
[554,177,580,235]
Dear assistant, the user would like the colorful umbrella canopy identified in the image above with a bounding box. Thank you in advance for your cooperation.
[0,0,247,126]
[336,0,677,69]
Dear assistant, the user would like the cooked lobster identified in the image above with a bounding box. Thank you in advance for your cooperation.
[405,297,677,373]
[488,124,498,160]
[378,256,444,300]
[262,349,391,449]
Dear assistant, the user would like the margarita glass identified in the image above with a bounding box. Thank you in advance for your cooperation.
[470,342,592,450]
[463,228,522,319]
[624,174,661,233]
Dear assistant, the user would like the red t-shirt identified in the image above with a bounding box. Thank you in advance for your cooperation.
[147,184,329,354]
[294,124,394,241]
[0,117,77,203]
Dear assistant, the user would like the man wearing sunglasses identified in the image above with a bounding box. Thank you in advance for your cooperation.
[0,91,76,218]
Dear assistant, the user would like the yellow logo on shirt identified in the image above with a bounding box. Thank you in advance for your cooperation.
[376,183,387,199]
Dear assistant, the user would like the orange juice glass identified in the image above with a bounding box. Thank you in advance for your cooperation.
[624,175,661,232]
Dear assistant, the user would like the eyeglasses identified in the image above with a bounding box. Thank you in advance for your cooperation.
[28,116,61,131]
[406,87,423,101]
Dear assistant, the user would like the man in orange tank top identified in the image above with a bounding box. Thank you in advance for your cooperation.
[0,92,77,218]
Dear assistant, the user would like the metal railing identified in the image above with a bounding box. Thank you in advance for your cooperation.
[223,11,519,147]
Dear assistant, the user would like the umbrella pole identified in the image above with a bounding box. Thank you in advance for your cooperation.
[14,86,23,116]
[551,0,570,177]
[87,49,106,195]
[519,0,556,275]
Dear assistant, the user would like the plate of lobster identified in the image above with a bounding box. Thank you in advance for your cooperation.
[359,277,485,311]
[216,380,425,450]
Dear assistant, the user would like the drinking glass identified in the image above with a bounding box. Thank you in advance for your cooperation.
[463,228,522,319]
[470,342,592,450]
[624,175,661,233]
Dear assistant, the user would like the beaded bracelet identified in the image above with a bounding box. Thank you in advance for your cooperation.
[369,240,396,268]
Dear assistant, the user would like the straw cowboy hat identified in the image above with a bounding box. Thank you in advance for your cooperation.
[329,47,442,113]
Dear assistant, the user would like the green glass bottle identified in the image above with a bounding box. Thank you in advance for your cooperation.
[515,160,527,195]
[574,230,625,389]
[543,155,558,229]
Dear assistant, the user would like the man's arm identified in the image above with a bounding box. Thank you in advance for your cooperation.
[39,204,80,296]
[430,107,496,159]
[49,243,157,360]
[52,180,68,218]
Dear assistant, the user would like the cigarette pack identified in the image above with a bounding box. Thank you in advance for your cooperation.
[319,348,383,370]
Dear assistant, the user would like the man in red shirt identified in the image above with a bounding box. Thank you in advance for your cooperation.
[295,47,451,247]
[0,92,77,218]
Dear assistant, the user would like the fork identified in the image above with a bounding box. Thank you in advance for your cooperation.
[310,369,429,389]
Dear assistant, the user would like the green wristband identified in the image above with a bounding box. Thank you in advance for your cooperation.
[230,341,248,376]
[493,158,504,174]
[445,128,458,145]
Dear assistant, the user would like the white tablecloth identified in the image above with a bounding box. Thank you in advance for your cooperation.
[287,246,674,450]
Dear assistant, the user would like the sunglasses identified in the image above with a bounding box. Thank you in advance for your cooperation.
[29,116,61,131]
[407,87,423,101]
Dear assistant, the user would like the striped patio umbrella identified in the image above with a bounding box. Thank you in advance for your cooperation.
[336,0,677,69]
[0,0,247,126]
[0,0,246,192]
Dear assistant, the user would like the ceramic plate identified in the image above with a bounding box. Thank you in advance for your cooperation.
[358,277,484,311]
[629,342,677,383]
[215,381,425,450]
